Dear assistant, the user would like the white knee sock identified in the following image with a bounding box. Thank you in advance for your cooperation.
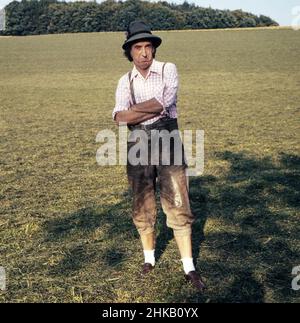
[143,249,155,266]
[181,257,195,274]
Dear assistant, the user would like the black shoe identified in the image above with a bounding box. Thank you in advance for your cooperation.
[185,271,206,291]
[141,263,154,275]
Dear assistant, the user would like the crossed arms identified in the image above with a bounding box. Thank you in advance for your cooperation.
[114,98,163,125]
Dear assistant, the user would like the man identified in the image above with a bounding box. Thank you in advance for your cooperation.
[112,21,205,291]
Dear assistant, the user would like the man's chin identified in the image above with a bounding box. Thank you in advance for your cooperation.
[139,61,152,69]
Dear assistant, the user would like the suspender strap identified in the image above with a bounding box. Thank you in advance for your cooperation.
[162,62,166,82]
[128,62,167,106]
[128,71,136,106]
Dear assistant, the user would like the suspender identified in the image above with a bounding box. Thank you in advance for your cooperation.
[128,71,136,105]
[162,62,166,82]
[128,62,167,106]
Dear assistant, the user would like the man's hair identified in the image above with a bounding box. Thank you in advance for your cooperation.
[123,40,157,62]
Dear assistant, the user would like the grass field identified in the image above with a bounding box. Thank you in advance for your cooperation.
[0,27,299,303]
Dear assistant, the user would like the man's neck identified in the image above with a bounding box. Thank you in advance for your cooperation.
[138,67,150,79]
[135,60,154,79]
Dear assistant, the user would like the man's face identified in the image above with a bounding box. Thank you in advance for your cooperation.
[130,41,154,70]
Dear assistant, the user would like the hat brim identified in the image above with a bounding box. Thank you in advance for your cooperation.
[122,33,162,50]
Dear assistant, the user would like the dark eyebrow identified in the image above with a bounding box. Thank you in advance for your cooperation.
[133,43,152,48]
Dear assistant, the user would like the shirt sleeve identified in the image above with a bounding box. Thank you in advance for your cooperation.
[154,63,178,115]
[112,74,131,121]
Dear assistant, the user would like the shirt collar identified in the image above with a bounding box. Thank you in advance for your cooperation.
[131,59,161,81]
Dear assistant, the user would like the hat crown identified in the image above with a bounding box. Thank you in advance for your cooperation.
[126,21,152,40]
[122,20,161,50]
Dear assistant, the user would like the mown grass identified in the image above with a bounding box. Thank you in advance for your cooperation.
[0,28,299,303]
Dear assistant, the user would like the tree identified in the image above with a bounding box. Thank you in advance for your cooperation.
[2,0,279,36]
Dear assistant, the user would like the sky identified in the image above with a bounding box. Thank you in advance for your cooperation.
[0,0,300,26]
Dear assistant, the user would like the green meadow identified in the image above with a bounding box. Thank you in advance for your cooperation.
[0,27,299,303]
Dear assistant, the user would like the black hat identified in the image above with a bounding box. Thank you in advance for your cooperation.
[122,21,162,50]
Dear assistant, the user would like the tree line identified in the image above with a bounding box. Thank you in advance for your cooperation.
[0,0,279,36]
